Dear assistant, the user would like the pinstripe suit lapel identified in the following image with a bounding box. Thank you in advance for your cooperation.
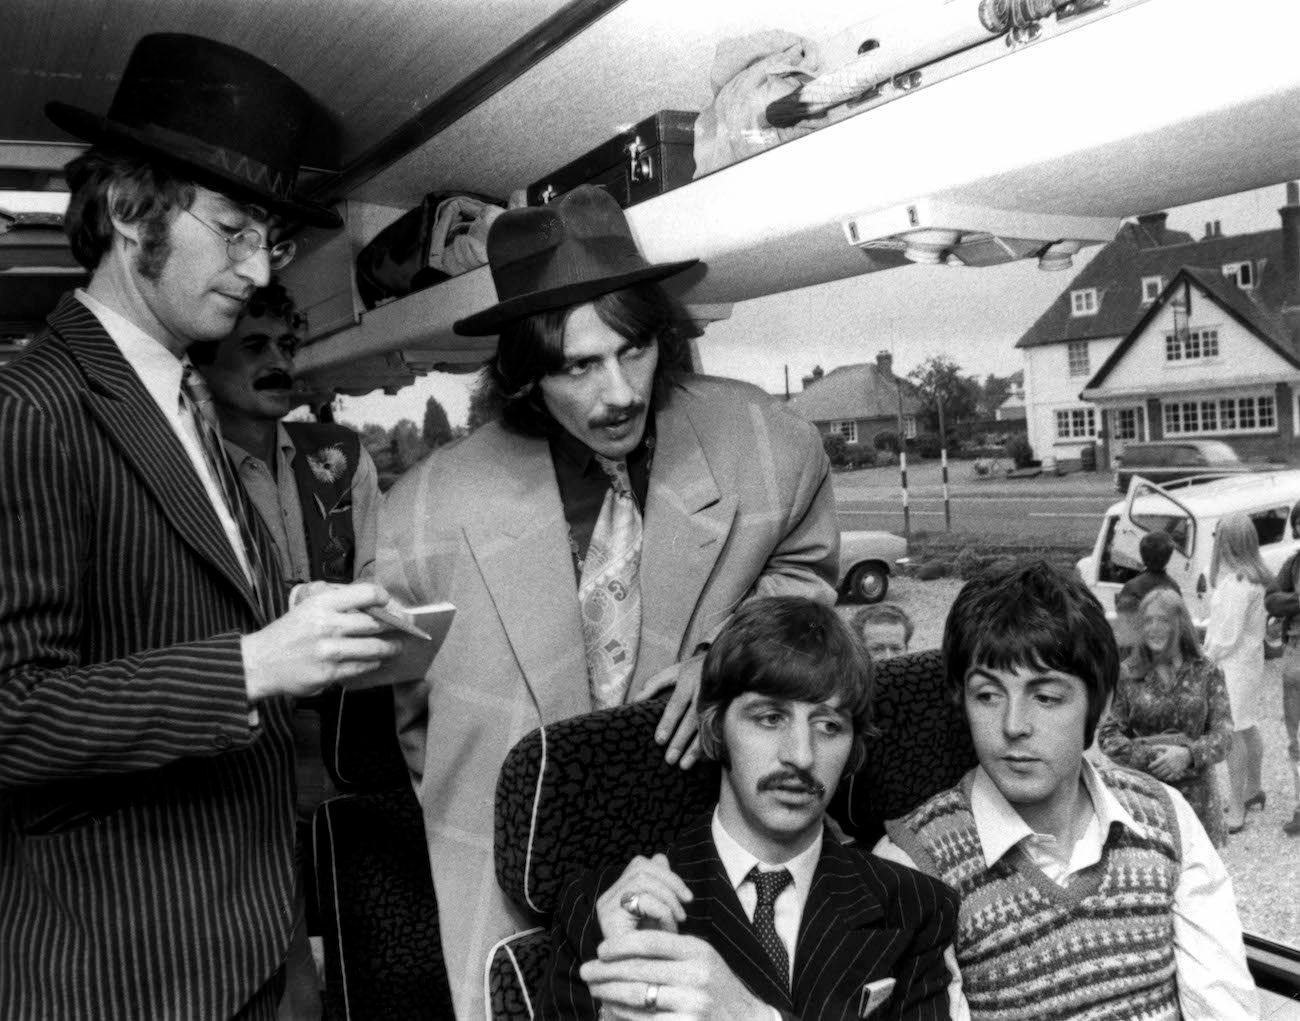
[51,296,262,617]
[671,818,795,1013]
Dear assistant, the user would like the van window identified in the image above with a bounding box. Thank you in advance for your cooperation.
[1252,505,1291,547]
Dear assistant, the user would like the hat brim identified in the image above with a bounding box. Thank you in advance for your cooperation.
[46,101,342,229]
[453,258,699,336]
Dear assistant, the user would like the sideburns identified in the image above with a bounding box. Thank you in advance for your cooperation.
[134,214,172,282]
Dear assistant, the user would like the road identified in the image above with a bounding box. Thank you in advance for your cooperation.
[832,464,1117,545]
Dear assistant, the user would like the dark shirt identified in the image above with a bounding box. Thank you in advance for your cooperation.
[1117,568,1180,613]
[549,421,653,576]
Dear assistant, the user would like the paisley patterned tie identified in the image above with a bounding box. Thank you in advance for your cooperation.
[578,456,642,708]
[749,866,794,991]
[181,364,273,622]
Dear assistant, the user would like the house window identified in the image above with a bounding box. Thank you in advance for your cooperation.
[1164,328,1219,362]
[1141,276,1163,303]
[1067,341,1090,377]
[902,416,918,439]
[1114,407,1143,441]
[828,420,858,444]
[1162,394,1276,435]
[1070,288,1098,317]
[1222,261,1255,289]
[1054,407,1097,440]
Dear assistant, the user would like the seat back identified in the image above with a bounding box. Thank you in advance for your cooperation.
[491,648,977,1018]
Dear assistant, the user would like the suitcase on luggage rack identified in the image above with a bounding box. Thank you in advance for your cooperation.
[526,109,697,209]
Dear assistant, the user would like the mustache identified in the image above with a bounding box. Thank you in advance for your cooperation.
[589,400,646,429]
[757,767,827,800]
[253,371,293,391]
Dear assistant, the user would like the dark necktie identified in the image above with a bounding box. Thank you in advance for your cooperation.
[180,364,273,622]
[577,455,643,708]
[748,865,794,990]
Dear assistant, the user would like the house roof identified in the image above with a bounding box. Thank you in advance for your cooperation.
[1084,265,1300,390]
[785,363,923,423]
[1015,219,1293,350]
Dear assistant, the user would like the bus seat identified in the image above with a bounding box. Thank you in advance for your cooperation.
[491,648,975,1017]
[311,688,454,1020]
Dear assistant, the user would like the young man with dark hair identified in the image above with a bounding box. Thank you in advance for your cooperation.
[0,35,396,1019]
[852,602,915,661]
[541,596,959,1020]
[877,559,1257,1020]
[382,184,840,1015]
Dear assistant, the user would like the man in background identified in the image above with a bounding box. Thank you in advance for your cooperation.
[852,602,914,661]
[193,279,382,1017]
[0,34,395,1019]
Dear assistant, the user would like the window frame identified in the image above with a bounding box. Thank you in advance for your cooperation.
[1070,288,1099,317]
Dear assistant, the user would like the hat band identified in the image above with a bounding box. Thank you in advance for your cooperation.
[133,121,297,200]
[491,234,646,304]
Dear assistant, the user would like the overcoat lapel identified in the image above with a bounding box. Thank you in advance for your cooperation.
[53,297,261,617]
[672,820,795,1013]
[639,395,737,679]
[462,432,586,708]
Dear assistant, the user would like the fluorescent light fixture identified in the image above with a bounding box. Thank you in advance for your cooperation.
[0,191,71,216]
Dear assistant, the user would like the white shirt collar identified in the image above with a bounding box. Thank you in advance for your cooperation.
[970,757,1142,868]
[75,288,184,416]
[711,806,822,895]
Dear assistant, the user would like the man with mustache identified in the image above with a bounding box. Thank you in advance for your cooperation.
[382,185,841,1016]
[539,596,959,1020]
[191,277,382,1017]
[0,34,397,1019]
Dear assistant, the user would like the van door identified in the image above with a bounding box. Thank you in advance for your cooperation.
[1111,476,1202,615]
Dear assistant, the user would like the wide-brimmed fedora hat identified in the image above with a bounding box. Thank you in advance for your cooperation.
[453,185,697,336]
[46,33,340,229]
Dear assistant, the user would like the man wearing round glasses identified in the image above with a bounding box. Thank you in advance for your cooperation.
[0,34,400,1020]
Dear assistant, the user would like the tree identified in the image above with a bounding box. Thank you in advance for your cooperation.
[389,418,427,471]
[976,370,1022,418]
[357,422,397,474]
[906,356,980,441]
[421,395,453,450]
[466,382,500,432]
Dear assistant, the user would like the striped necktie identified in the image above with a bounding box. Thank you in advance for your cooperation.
[577,455,643,708]
[749,866,793,991]
[180,364,273,622]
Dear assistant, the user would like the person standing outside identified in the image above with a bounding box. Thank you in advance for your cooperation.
[851,602,915,661]
[381,184,840,1017]
[0,34,396,1019]
[1266,509,1300,837]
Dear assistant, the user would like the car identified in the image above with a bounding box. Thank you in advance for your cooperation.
[837,529,908,604]
[1077,470,1300,622]
[1111,439,1260,492]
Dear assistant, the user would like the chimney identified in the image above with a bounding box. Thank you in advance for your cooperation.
[876,350,893,377]
[1203,219,1222,240]
[1136,211,1168,248]
[800,365,825,390]
[1281,181,1300,314]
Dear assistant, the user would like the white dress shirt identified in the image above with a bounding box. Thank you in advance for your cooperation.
[875,758,1259,1021]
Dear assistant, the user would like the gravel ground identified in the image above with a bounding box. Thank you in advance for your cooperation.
[842,572,1300,948]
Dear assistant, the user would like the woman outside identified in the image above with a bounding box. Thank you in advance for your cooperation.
[1203,511,1271,832]
[1098,587,1233,846]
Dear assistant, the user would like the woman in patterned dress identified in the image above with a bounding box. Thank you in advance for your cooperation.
[1098,587,1233,846]
[1203,511,1271,832]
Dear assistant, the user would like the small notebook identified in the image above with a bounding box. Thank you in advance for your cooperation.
[345,601,456,691]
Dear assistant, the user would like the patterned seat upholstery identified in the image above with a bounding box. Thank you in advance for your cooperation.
[311,688,453,1020]
[490,647,976,1018]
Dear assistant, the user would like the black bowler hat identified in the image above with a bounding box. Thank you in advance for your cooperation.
[46,33,340,229]
[453,186,698,336]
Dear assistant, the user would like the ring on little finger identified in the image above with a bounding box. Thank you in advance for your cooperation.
[619,891,643,918]
[643,981,659,1010]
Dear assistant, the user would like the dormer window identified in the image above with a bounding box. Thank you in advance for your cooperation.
[1222,261,1255,289]
[1141,276,1163,303]
[1071,288,1099,317]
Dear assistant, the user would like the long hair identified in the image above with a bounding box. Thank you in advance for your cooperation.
[477,280,696,436]
[697,596,875,776]
[1210,511,1271,588]
[943,558,1118,746]
[1128,587,1205,673]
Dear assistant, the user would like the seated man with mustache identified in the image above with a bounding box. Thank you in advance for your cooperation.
[191,278,381,1018]
[540,595,960,1020]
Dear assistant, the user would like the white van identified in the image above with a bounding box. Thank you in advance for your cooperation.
[1077,471,1300,622]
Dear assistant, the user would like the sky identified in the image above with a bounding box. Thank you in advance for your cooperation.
[335,183,1292,430]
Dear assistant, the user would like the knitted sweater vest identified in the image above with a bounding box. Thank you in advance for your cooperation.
[887,767,1182,1021]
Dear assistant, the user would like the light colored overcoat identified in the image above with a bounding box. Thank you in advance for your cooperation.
[380,374,839,1018]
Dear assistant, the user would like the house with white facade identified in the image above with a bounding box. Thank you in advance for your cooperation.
[1015,183,1300,466]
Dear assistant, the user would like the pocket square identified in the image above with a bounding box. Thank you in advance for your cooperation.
[858,977,896,1018]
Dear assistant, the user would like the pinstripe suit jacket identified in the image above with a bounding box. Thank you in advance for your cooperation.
[0,294,296,1020]
[539,815,958,1021]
